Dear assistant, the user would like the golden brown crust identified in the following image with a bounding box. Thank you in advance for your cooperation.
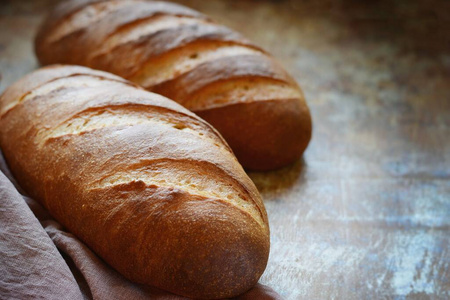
[88,23,254,78]
[0,65,269,299]
[36,1,207,65]
[0,64,132,117]
[35,0,111,64]
[35,0,312,170]
[35,0,108,38]
[197,98,312,171]
[151,54,295,105]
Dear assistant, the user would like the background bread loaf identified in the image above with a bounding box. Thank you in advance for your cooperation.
[0,65,270,299]
[35,0,312,171]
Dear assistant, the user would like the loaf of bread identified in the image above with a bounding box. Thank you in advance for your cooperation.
[35,0,312,171]
[0,65,270,299]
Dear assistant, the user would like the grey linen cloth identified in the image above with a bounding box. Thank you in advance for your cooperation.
[0,150,282,300]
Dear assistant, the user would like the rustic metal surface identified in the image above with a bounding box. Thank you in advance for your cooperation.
[0,0,449,299]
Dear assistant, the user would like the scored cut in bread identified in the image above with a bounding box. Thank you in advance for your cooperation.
[35,0,312,171]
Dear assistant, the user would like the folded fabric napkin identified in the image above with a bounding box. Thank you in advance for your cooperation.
[0,150,282,300]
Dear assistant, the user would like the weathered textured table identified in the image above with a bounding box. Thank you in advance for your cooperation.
[1,0,449,299]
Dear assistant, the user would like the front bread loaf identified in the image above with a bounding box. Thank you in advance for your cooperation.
[0,65,270,299]
[35,0,312,171]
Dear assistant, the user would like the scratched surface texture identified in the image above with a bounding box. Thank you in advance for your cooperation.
[0,0,449,299]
